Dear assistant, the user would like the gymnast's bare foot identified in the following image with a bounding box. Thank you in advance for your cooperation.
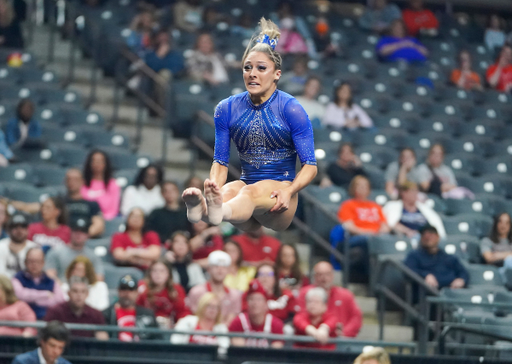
[204,179,223,225]
[182,188,206,223]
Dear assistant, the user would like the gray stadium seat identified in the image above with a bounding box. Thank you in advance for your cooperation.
[86,238,112,263]
[444,153,484,176]
[363,164,386,189]
[0,164,35,185]
[445,198,491,217]
[303,185,347,207]
[355,145,398,170]
[104,264,144,290]
[41,89,81,106]
[52,143,89,168]
[63,109,105,127]
[440,236,482,264]
[114,169,138,190]
[443,213,493,238]
[33,165,67,187]
[99,147,151,171]
[5,185,53,203]
[72,125,130,149]
[103,216,126,237]
[424,194,448,215]
[465,264,503,288]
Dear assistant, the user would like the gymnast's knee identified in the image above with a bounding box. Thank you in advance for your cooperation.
[238,184,262,201]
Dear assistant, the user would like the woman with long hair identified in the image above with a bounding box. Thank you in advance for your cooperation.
[81,150,121,220]
[120,163,165,216]
[450,50,483,91]
[274,243,309,294]
[182,18,317,233]
[28,197,71,252]
[322,82,373,129]
[223,239,256,292]
[0,275,36,337]
[481,212,512,268]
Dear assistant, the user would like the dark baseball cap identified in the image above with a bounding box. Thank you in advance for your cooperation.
[419,224,438,235]
[118,275,137,291]
[68,216,91,233]
[9,213,28,228]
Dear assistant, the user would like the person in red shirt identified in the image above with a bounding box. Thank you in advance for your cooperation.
[28,197,71,253]
[136,259,190,328]
[241,263,297,322]
[189,221,224,268]
[111,207,162,270]
[294,287,337,350]
[231,227,281,266]
[275,243,310,295]
[402,0,439,37]
[486,44,512,93]
[229,279,284,348]
[298,262,362,338]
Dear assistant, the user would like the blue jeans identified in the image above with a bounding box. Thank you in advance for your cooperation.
[330,225,369,277]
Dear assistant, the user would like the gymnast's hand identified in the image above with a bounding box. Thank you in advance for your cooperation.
[269,188,292,213]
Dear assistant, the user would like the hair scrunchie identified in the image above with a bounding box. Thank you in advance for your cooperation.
[257,34,278,50]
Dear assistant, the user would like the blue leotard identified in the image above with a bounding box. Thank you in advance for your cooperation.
[213,89,317,185]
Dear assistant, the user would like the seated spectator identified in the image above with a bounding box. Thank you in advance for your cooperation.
[229,279,284,348]
[61,256,109,311]
[313,17,341,59]
[173,0,203,33]
[147,181,190,244]
[111,207,161,271]
[223,239,256,292]
[280,57,310,96]
[298,262,362,337]
[294,287,337,349]
[103,274,161,341]
[450,50,483,91]
[164,231,206,292]
[121,164,165,217]
[404,225,468,289]
[12,248,65,319]
[190,221,224,268]
[231,13,255,39]
[0,0,24,49]
[0,130,13,166]
[231,227,282,267]
[275,243,310,294]
[171,292,229,353]
[188,251,242,325]
[485,15,506,53]
[320,143,366,189]
[385,147,424,199]
[136,259,190,328]
[295,76,325,125]
[376,19,428,63]
[0,275,36,337]
[81,150,121,220]
[322,82,373,129]
[200,6,224,33]
[383,181,446,239]
[185,175,203,191]
[486,44,512,93]
[0,213,36,278]
[481,213,512,275]
[358,0,401,33]
[0,200,8,239]
[402,0,439,37]
[126,10,156,57]
[353,347,391,364]
[44,276,108,339]
[28,197,71,252]
[6,99,41,148]
[45,216,104,282]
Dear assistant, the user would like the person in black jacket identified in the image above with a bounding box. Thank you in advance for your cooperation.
[103,275,162,341]
[320,143,366,189]
[0,0,24,49]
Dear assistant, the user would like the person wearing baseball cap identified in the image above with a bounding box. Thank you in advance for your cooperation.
[188,250,242,325]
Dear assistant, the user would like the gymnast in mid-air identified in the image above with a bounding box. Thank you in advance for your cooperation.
[183,17,317,232]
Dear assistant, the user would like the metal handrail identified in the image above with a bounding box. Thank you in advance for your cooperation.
[438,323,512,355]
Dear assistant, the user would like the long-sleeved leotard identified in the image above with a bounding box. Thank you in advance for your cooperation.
[213,90,317,185]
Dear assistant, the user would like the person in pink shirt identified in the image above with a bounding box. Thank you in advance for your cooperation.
[0,274,37,337]
[28,197,71,252]
[80,150,121,220]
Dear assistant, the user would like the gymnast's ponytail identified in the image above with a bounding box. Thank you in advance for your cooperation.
[242,17,283,70]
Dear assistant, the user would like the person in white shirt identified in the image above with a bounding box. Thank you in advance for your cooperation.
[295,76,325,126]
[0,213,37,278]
[120,164,165,216]
[322,82,373,129]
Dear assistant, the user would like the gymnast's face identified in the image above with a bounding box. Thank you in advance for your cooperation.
[243,51,281,102]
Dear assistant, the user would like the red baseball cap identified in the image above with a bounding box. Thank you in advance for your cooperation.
[247,279,267,300]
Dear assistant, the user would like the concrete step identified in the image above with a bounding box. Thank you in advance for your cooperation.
[357,323,414,342]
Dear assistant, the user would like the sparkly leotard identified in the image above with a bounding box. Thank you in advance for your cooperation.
[213,90,317,185]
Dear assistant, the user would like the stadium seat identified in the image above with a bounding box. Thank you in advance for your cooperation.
[5,185,54,203]
[114,169,138,190]
[369,189,389,206]
[62,109,105,127]
[72,125,130,149]
[0,164,35,185]
[424,194,448,215]
[480,156,512,176]
[444,153,485,176]
[355,145,398,170]
[86,238,112,263]
[303,185,347,208]
[41,89,81,106]
[415,116,461,136]
[465,264,503,288]
[0,85,40,103]
[100,147,151,170]
[440,236,482,264]
[372,112,420,134]
[368,235,412,257]
[443,213,493,238]
[103,217,126,237]
[459,121,505,140]
[15,146,61,166]
[52,143,89,168]
[41,124,89,146]
[33,165,67,187]
[103,264,144,290]
[363,164,386,190]
[36,105,65,125]
[445,198,491,217]
[18,68,58,84]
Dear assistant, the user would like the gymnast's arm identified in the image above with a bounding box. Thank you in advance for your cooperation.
[210,99,231,188]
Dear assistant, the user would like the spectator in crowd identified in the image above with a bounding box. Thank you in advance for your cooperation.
[404,225,469,289]
[385,147,424,199]
[0,130,13,166]
[280,57,310,96]
[481,213,512,275]
[12,248,65,319]
[294,287,337,349]
[126,10,156,57]
[103,275,161,341]
[0,213,36,278]
[121,164,165,216]
[486,44,512,93]
[313,17,341,59]
[223,239,256,292]
[376,19,428,63]
[353,347,391,364]
[200,6,224,33]
[450,50,483,91]
[45,216,104,282]
[188,251,242,325]
[383,181,446,239]
[147,181,190,244]
[186,33,233,86]
[416,144,458,198]
[358,0,401,33]
[231,13,255,39]
[322,82,373,129]
[0,0,24,48]
[171,292,230,352]
[298,262,363,337]
[320,143,366,190]
[0,200,6,239]
[189,221,224,268]
[0,275,36,337]
[81,149,121,220]
[185,176,203,191]
[275,243,310,294]
[111,207,161,271]
[28,197,71,252]
[44,276,108,339]
[6,99,41,148]
[11,321,71,364]
[164,231,205,292]
[173,0,203,33]
[295,76,325,126]
[229,279,284,348]
[241,263,296,323]
[61,256,109,311]
[485,15,506,53]
[136,259,190,328]
[402,0,439,37]
[231,227,282,267]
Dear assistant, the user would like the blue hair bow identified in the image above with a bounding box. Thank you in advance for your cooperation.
[257,34,278,50]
